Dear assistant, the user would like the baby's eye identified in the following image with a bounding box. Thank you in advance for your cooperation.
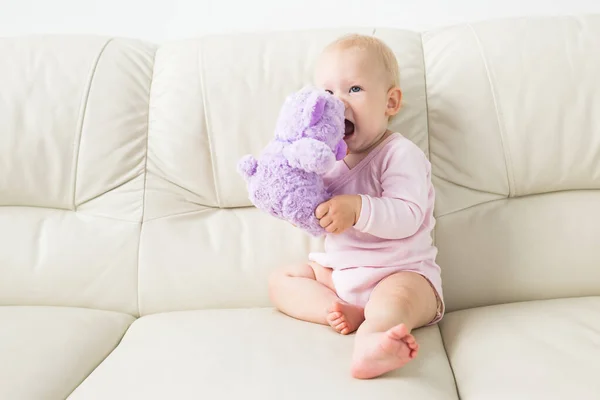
[350,86,361,93]
[325,89,333,95]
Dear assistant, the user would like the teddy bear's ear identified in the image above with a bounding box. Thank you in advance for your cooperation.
[303,92,326,127]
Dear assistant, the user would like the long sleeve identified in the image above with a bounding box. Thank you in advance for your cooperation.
[353,146,430,239]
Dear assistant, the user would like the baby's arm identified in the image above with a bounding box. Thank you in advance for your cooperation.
[354,146,430,239]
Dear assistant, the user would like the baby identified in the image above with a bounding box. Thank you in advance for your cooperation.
[268,34,444,379]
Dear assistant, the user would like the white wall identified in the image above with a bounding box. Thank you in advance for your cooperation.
[2,0,599,42]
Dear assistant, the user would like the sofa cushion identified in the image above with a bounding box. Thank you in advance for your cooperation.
[0,306,134,400]
[440,296,600,400]
[0,208,141,314]
[68,308,458,399]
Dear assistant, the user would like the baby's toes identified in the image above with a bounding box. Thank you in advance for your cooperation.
[336,322,349,334]
[328,314,344,325]
[409,347,419,359]
[332,317,346,329]
[387,323,409,340]
[403,333,416,343]
[404,337,417,348]
[327,312,342,322]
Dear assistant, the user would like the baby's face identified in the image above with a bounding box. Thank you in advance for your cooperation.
[314,47,397,154]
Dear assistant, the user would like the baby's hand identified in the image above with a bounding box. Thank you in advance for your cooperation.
[315,195,361,234]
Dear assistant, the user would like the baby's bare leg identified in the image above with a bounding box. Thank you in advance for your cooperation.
[269,263,364,333]
[269,262,338,325]
[351,272,438,379]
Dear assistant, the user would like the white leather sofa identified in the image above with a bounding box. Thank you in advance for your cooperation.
[2,14,599,400]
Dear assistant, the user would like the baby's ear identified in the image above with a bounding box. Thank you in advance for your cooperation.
[302,92,326,128]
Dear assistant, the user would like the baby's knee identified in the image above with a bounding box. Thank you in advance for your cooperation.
[267,267,288,302]
[267,268,281,288]
[269,263,313,284]
[268,264,314,301]
[365,290,416,322]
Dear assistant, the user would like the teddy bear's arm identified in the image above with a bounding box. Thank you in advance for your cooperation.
[282,138,336,175]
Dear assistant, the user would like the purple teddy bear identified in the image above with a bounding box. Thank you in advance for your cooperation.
[237,86,348,236]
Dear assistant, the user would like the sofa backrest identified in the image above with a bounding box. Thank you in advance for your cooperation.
[424,15,600,311]
[1,15,599,316]
[0,37,154,315]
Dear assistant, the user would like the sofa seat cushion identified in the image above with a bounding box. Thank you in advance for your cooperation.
[440,296,600,400]
[0,306,134,400]
[68,308,458,399]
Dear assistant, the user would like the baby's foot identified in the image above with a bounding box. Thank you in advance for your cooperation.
[326,301,365,335]
[351,323,418,379]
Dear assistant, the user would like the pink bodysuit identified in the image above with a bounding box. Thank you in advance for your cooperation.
[309,132,444,324]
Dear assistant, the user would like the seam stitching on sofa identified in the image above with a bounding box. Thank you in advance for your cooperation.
[0,204,142,222]
[420,34,432,165]
[436,187,599,219]
[435,174,506,197]
[420,32,436,246]
[144,207,214,222]
[197,41,222,207]
[71,38,113,211]
[0,204,71,211]
[152,169,216,206]
[436,196,502,220]
[143,204,258,223]
[75,212,141,223]
[137,45,158,317]
[467,24,516,198]
[438,323,462,399]
[76,174,140,208]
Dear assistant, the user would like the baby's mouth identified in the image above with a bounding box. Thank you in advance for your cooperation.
[344,119,355,137]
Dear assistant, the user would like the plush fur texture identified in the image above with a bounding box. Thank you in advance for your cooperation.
[237,86,347,236]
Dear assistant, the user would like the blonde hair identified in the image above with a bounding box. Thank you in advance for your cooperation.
[324,33,400,89]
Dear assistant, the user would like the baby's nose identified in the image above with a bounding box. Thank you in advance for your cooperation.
[339,97,350,109]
